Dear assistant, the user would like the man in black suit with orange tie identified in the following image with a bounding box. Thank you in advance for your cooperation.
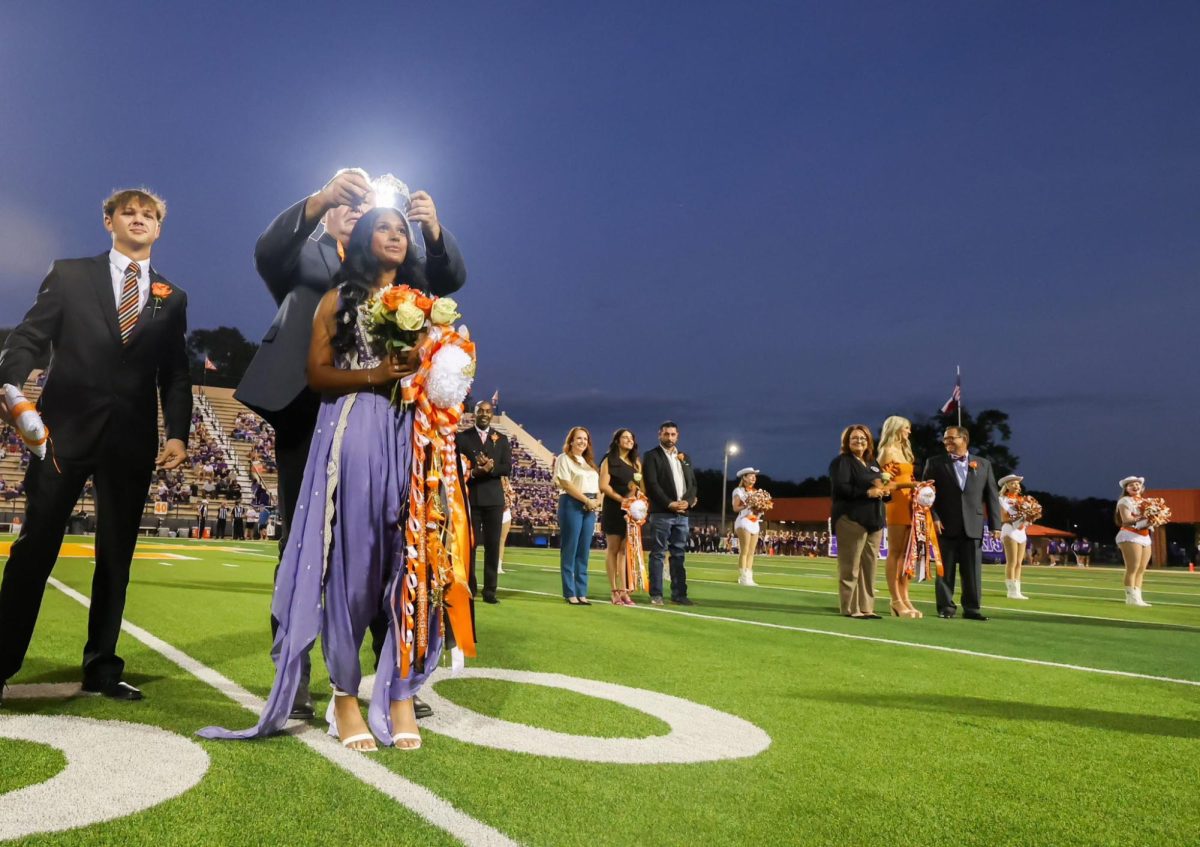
[457,400,511,605]
[0,188,192,704]
[921,426,1004,620]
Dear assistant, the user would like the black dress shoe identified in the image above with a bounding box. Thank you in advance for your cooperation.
[671,597,695,606]
[938,610,956,619]
[414,696,433,719]
[483,595,500,605]
[963,612,990,621]
[289,700,315,720]
[862,613,882,619]
[82,680,144,701]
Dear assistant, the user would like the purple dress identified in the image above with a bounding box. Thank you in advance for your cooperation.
[199,293,443,744]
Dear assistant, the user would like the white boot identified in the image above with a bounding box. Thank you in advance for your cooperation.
[1125,587,1138,605]
[742,571,757,587]
[1005,579,1017,599]
[1012,580,1029,600]
[497,559,505,574]
[1133,588,1151,607]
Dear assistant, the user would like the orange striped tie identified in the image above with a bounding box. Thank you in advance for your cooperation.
[118,261,141,343]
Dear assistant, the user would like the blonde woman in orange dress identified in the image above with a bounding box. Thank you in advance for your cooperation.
[877,416,921,618]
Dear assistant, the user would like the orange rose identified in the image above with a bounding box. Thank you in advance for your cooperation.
[151,282,172,299]
[381,285,405,311]
[414,294,434,313]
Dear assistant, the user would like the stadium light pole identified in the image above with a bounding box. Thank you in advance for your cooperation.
[721,442,739,551]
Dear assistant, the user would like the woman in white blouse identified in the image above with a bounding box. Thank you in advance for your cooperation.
[1115,476,1153,607]
[554,427,602,605]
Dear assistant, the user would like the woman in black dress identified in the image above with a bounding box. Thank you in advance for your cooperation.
[598,429,642,606]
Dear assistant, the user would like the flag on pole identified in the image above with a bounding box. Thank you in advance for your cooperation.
[204,356,218,372]
[940,369,961,415]
[490,389,500,406]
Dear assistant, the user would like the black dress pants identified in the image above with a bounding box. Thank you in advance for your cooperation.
[0,437,153,686]
[469,502,504,601]
[936,534,983,615]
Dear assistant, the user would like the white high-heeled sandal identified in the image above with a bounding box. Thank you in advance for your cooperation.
[327,689,377,751]
[392,732,422,750]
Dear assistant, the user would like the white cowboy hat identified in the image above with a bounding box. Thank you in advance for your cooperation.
[997,474,1024,489]
[735,467,760,478]
[1118,476,1145,491]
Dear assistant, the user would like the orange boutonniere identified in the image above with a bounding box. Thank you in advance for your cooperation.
[151,282,172,316]
[677,452,687,463]
[968,461,978,471]
[491,432,500,443]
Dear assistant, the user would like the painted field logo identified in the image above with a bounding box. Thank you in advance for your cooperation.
[0,715,210,842]
[388,667,772,764]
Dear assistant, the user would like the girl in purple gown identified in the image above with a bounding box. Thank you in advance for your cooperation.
[200,207,441,751]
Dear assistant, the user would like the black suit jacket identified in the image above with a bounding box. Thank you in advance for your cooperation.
[236,197,467,415]
[920,453,1004,540]
[0,254,191,463]
[642,446,697,514]
[457,428,511,508]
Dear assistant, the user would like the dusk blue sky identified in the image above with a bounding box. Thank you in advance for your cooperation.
[2,2,1197,497]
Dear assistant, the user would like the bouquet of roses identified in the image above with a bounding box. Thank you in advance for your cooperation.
[1139,497,1172,528]
[1010,494,1043,526]
[745,488,773,515]
[361,285,461,353]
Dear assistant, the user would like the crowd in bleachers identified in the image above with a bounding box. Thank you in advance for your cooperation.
[505,439,557,528]
[231,411,277,474]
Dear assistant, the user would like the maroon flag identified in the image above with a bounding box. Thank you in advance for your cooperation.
[940,371,961,415]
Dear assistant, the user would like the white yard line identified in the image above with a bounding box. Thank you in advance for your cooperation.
[46,578,519,847]
[496,585,1200,688]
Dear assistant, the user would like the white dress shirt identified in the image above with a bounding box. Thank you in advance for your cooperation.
[664,447,686,501]
[109,248,151,314]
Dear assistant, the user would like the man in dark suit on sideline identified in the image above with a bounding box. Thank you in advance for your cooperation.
[457,400,511,605]
[236,168,466,718]
[641,421,698,606]
[921,426,1004,620]
[0,188,191,704]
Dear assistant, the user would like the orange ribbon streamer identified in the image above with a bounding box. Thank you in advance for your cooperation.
[396,327,477,679]
[903,484,944,581]
[621,494,649,592]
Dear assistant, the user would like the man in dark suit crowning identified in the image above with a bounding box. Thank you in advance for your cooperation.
[235,168,466,718]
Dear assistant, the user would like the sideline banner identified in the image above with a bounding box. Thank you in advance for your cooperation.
[827,520,1001,558]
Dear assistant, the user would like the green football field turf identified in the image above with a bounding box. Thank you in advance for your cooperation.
[2,536,1198,846]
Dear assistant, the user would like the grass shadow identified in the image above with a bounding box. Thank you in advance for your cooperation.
[808,691,1200,739]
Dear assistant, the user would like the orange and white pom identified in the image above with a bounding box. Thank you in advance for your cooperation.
[3,383,47,459]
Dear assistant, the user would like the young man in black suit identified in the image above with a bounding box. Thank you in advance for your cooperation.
[457,400,511,605]
[236,168,466,717]
[0,188,191,704]
[641,421,698,606]
[921,426,1004,620]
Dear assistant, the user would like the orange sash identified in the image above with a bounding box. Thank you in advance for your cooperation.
[396,327,477,678]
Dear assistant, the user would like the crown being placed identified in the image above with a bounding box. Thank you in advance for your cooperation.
[370,173,411,213]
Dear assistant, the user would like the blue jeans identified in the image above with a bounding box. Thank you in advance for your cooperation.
[558,494,596,599]
[647,513,689,600]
